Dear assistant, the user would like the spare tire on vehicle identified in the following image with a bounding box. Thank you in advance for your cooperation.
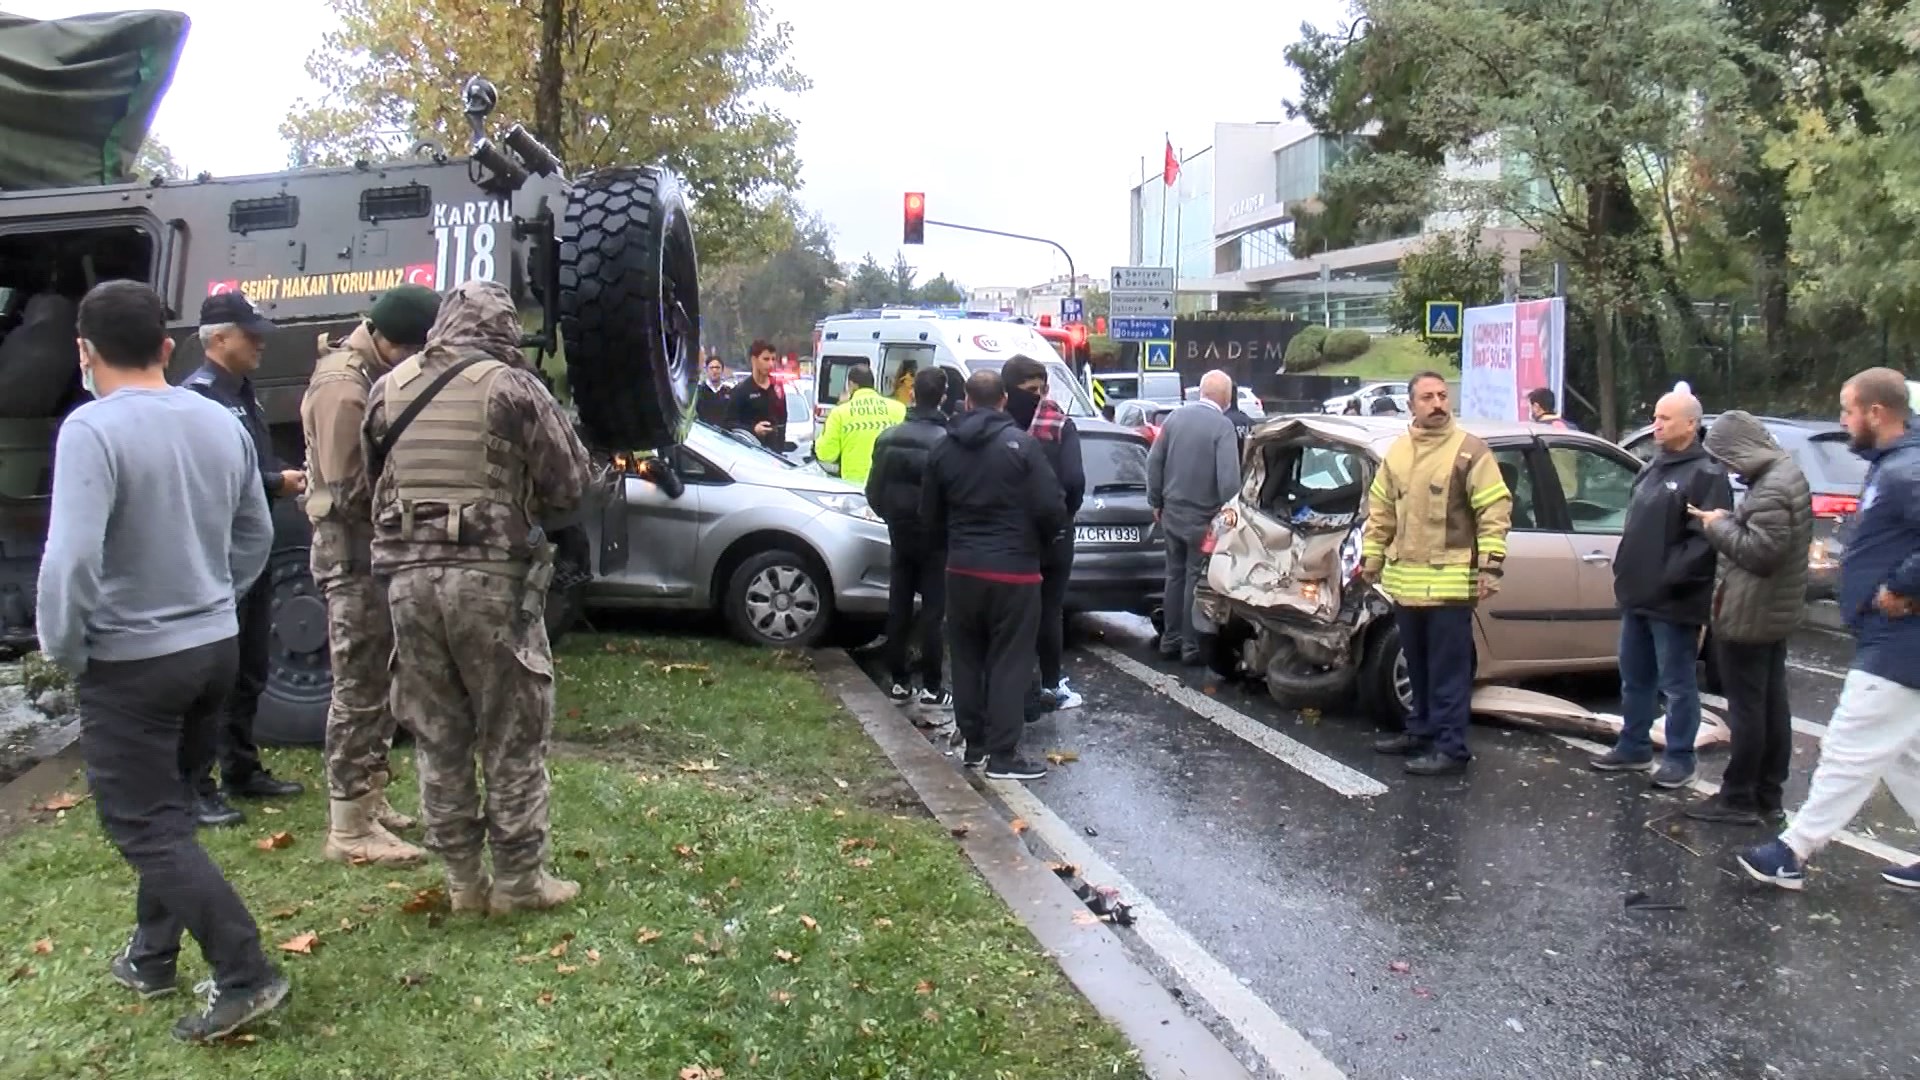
[558,166,701,451]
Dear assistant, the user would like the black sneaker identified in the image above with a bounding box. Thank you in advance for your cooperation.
[961,746,988,769]
[1684,797,1762,826]
[1404,751,1468,777]
[985,754,1048,781]
[193,793,245,829]
[1373,733,1430,756]
[1588,749,1655,773]
[1650,761,1696,790]
[171,974,291,1044]
[110,943,177,998]
[226,772,305,800]
[917,687,953,709]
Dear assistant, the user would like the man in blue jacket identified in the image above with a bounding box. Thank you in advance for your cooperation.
[1741,368,1920,891]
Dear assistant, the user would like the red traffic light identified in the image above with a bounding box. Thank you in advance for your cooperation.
[904,192,925,245]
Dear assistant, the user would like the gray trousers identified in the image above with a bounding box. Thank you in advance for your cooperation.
[1161,529,1210,656]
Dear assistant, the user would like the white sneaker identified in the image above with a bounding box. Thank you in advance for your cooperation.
[1051,680,1084,710]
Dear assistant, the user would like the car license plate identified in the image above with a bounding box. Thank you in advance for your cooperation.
[1075,525,1141,545]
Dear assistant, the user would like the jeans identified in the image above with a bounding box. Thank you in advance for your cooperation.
[1784,670,1920,860]
[1714,638,1792,812]
[77,638,276,992]
[1397,605,1476,761]
[1615,611,1704,769]
[1160,528,1208,657]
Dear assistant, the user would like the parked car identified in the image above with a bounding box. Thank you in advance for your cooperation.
[1322,380,1409,415]
[1180,383,1268,419]
[782,375,818,464]
[1092,370,1183,411]
[1064,419,1165,616]
[572,421,892,648]
[1620,414,1859,599]
[1110,398,1179,446]
[1196,415,1644,726]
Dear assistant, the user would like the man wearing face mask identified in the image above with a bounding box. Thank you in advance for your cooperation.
[179,291,307,827]
[1002,355,1086,710]
[302,284,441,866]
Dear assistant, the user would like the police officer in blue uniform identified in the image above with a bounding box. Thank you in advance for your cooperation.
[180,291,306,826]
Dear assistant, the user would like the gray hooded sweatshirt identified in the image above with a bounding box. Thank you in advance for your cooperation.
[1701,411,1813,643]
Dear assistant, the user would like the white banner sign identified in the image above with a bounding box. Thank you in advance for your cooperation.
[1459,298,1566,422]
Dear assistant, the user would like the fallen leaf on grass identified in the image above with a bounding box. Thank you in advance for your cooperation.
[683,954,707,966]
[773,948,799,964]
[253,831,295,851]
[832,777,849,790]
[400,887,445,915]
[548,940,570,959]
[769,989,794,1005]
[268,905,303,921]
[1010,818,1029,835]
[765,904,786,917]
[922,1008,941,1023]
[586,948,602,966]
[32,791,86,812]
[678,1067,725,1080]
[677,759,720,774]
[385,881,409,891]
[260,805,282,815]
[278,932,320,955]
[673,843,701,859]
[556,963,578,975]
[635,928,662,945]
[799,915,818,932]
[536,990,555,1006]
[338,918,356,932]
[837,836,877,853]
[915,979,936,994]
[31,938,52,955]
[873,917,893,930]
[1045,750,1080,765]
[659,662,711,675]
[849,857,873,869]
[220,1033,259,1045]
[514,954,541,965]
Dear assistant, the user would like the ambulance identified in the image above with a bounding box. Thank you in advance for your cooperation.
[809,308,1099,424]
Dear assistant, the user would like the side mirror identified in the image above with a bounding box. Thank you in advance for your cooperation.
[636,455,686,500]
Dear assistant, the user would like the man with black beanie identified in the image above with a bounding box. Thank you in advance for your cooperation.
[1002,354,1086,711]
[866,367,951,710]
[922,370,1068,780]
[302,283,442,865]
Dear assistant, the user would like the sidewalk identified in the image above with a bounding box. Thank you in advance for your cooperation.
[0,633,1147,1079]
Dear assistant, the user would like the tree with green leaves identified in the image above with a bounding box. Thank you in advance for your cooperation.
[916,273,965,305]
[701,206,840,358]
[1294,0,1747,436]
[280,0,809,266]
[134,138,184,181]
[1387,230,1505,360]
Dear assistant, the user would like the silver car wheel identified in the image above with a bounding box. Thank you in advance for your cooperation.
[1393,648,1413,713]
[743,563,822,642]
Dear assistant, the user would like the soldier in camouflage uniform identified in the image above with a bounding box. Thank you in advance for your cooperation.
[361,278,590,914]
[301,284,442,866]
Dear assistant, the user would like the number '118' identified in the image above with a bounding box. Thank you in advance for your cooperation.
[433,223,498,289]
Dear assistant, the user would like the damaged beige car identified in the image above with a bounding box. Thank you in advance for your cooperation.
[1195,415,1652,728]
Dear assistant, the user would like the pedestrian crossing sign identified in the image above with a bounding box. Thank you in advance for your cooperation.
[1425,301,1463,340]
[1144,341,1174,371]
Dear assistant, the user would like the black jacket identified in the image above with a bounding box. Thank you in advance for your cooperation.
[921,407,1068,578]
[1613,439,1735,625]
[182,361,288,498]
[865,406,948,546]
[694,381,731,426]
[727,376,787,450]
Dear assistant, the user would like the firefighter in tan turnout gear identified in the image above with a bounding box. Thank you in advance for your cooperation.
[301,283,441,866]
[361,278,591,914]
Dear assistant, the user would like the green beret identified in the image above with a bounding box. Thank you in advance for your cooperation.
[367,284,441,347]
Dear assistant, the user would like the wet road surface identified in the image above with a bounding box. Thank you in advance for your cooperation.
[855,615,1920,1080]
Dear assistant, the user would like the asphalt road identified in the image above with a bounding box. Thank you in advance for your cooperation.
[855,614,1920,1080]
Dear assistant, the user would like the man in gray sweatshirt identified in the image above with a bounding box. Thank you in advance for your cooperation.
[34,281,289,1043]
[1147,369,1244,665]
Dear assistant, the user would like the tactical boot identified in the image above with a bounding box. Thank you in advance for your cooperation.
[369,778,418,832]
[322,793,425,866]
[489,870,581,915]
[446,857,493,915]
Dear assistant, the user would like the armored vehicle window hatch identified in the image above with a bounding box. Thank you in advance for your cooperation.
[359,183,433,223]
[228,194,299,234]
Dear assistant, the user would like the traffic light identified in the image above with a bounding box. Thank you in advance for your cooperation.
[903,192,925,244]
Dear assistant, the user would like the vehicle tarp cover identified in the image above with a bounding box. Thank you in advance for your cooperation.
[0,9,188,191]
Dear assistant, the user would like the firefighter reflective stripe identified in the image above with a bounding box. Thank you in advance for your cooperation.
[1381,562,1477,603]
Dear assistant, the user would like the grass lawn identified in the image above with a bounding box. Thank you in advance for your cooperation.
[0,633,1146,1080]
[1318,332,1452,381]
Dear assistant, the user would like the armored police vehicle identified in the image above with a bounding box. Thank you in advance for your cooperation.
[0,10,700,743]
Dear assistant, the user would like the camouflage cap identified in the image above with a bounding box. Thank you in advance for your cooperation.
[423,279,524,367]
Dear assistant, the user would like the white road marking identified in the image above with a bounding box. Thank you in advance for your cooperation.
[1699,692,1829,740]
[1787,659,1850,681]
[1551,733,1919,866]
[1087,644,1388,798]
[992,780,1351,1080]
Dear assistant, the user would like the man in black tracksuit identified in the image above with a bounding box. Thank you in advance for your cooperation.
[1003,355,1086,712]
[180,291,306,827]
[866,368,951,710]
[922,370,1068,781]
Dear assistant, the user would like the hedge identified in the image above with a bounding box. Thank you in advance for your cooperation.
[1284,325,1329,371]
[1323,328,1374,361]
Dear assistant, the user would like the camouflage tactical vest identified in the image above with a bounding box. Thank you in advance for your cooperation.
[374,353,529,548]
[302,333,374,524]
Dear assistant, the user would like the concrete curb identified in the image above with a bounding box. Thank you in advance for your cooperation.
[0,720,82,844]
[811,649,1256,1080]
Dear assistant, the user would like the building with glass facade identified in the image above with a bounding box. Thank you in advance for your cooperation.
[1125,122,1537,330]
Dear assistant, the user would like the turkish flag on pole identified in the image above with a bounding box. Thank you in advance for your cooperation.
[1164,138,1180,186]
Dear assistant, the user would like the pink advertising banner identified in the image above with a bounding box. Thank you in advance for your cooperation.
[1460,298,1565,422]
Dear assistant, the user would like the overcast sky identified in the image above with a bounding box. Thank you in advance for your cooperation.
[18,0,1346,290]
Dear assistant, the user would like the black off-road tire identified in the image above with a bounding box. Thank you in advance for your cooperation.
[254,543,332,747]
[1357,621,1412,732]
[559,166,701,452]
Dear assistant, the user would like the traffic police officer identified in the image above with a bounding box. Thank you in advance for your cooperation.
[815,363,905,483]
[362,279,590,914]
[303,284,442,866]
[181,291,305,826]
